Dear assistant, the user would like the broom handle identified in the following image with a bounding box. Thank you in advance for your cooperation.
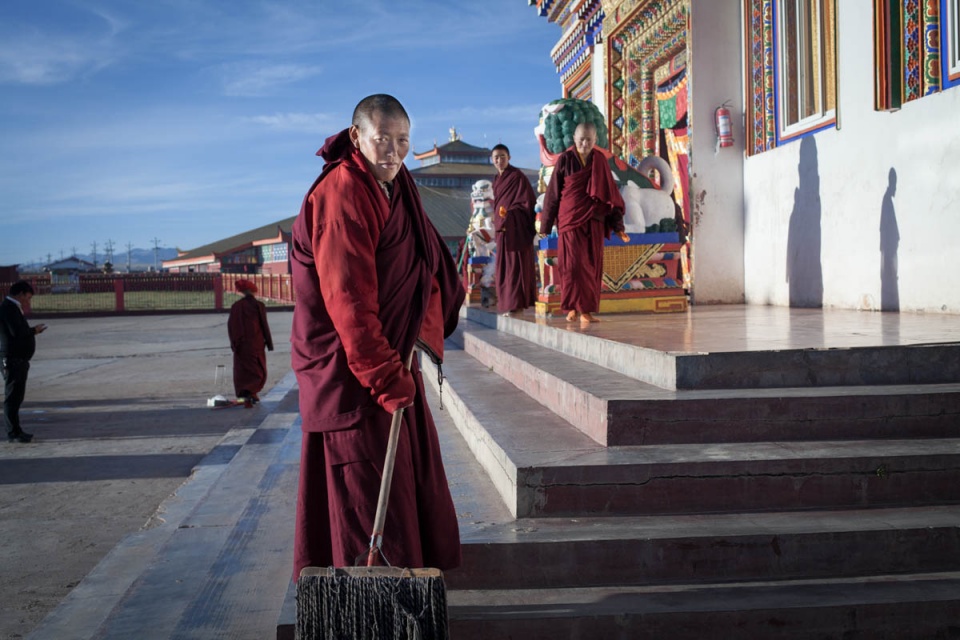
[366,348,416,567]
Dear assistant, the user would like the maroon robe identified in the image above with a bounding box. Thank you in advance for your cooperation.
[290,128,465,577]
[227,294,273,397]
[539,148,625,314]
[492,164,538,313]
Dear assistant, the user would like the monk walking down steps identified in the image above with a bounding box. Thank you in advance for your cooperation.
[539,122,630,325]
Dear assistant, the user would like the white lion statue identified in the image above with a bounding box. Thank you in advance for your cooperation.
[621,156,676,233]
[467,179,496,259]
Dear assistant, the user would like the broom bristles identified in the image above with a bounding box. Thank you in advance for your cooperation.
[296,567,449,640]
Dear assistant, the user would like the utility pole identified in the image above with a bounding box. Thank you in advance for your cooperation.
[104,239,115,268]
[126,242,133,272]
[71,246,77,258]
[91,241,98,268]
[46,253,52,266]
[60,249,65,259]
[152,237,161,272]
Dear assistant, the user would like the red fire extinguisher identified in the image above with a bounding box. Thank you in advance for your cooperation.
[715,102,734,149]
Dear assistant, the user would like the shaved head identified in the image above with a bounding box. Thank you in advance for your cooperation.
[575,122,597,136]
[352,94,410,130]
[573,122,598,157]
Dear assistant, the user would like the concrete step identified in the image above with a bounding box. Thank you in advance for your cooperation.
[447,506,960,590]
[446,572,960,640]
[454,318,960,446]
[427,348,960,518]
[28,373,301,640]
[463,306,960,391]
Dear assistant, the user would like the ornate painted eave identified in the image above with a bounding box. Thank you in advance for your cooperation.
[542,0,605,82]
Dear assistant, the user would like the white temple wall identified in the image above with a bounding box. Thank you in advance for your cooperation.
[591,42,607,117]
[742,0,960,314]
[688,0,746,304]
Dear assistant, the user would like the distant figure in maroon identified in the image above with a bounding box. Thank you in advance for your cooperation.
[491,144,538,315]
[227,279,273,405]
[290,94,465,578]
[540,122,629,324]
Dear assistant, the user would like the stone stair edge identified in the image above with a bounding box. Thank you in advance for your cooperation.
[460,305,960,391]
[457,317,960,401]
[433,348,960,467]
[446,570,960,611]
[456,504,960,544]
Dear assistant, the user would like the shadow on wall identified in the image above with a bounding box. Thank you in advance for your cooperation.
[785,135,824,308]
[880,167,900,312]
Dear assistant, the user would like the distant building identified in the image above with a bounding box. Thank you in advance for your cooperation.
[164,218,294,275]
[42,255,99,293]
[163,129,537,273]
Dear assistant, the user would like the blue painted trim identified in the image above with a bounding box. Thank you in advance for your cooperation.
[942,0,960,89]
[538,232,680,250]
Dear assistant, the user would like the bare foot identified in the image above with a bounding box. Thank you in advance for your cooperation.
[580,312,599,324]
[566,310,578,322]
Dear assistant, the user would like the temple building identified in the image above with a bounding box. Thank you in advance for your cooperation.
[411,127,538,254]
[529,0,960,315]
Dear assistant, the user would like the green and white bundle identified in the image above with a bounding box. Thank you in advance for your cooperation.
[540,98,609,153]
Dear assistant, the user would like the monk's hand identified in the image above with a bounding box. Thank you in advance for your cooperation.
[534,219,542,234]
[618,231,630,243]
[498,205,507,218]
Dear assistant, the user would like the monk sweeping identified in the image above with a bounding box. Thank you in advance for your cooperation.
[539,122,630,324]
[290,94,465,577]
[227,279,273,406]
[491,143,538,315]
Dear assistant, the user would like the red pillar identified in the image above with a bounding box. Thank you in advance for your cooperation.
[114,278,124,312]
[214,275,224,310]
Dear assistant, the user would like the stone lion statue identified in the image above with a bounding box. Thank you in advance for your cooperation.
[467,179,496,259]
[621,156,676,233]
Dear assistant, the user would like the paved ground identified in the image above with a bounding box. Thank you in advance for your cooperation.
[0,311,293,640]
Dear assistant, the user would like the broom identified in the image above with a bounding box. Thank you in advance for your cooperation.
[296,349,450,640]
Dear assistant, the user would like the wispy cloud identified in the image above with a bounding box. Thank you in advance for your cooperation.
[0,3,128,85]
[244,112,336,133]
[218,62,323,97]
[0,32,116,85]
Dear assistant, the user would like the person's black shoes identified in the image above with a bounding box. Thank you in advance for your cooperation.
[8,431,33,443]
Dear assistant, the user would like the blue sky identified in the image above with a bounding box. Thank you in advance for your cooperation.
[0,0,562,267]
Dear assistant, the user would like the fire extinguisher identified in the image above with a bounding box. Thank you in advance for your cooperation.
[715,102,734,150]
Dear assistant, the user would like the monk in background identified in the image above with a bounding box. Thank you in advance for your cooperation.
[491,143,538,315]
[290,94,464,577]
[227,279,273,406]
[540,122,629,324]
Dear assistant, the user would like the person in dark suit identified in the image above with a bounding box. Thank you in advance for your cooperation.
[1,280,47,443]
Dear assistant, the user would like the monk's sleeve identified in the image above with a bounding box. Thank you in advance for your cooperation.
[311,187,415,414]
[227,304,243,352]
[540,162,564,235]
[259,302,274,351]
[511,174,537,218]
